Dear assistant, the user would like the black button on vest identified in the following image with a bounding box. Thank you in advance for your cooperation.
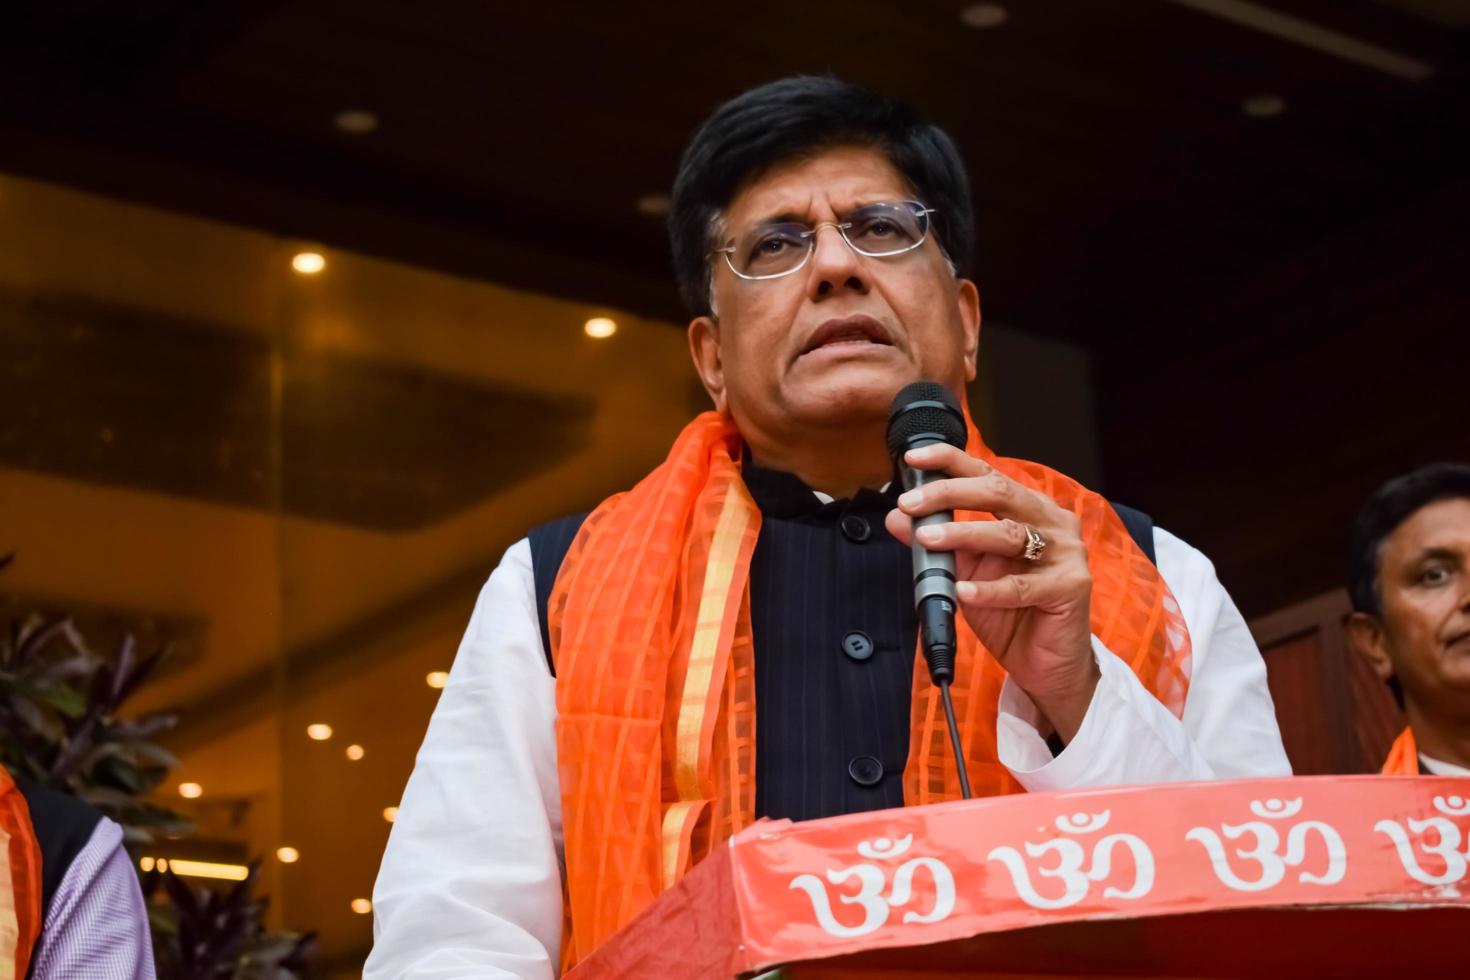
[842,630,875,661]
[848,755,884,786]
[840,514,872,542]
[742,459,914,822]
[528,467,1155,827]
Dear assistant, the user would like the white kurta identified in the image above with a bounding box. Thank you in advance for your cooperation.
[366,525,1291,979]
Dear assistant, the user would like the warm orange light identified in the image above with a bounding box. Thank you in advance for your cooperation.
[382,806,399,823]
[346,743,365,761]
[351,897,373,914]
[291,251,326,274]
[276,846,300,864]
[583,317,617,339]
[178,782,203,799]
[156,858,170,872]
[425,671,449,689]
[139,856,156,872]
[306,723,333,741]
[166,858,250,881]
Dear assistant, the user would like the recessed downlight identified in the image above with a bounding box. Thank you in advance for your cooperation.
[291,251,326,274]
[960,3,1008,28]
[1242,93,1286,118]
[335,109,379,135]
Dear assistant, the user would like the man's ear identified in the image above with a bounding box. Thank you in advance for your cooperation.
[688,315,728,413]
[1347,611,1395,682]
[956,278,981,384]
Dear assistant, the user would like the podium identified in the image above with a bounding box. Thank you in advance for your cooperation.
[566,776,1469,978]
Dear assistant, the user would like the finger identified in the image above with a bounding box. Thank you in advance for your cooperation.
[902,442,986,477]
[956,572,1073,610]
[915,518,1031,558]
[885,507,914,546]
[897,471,1051,525]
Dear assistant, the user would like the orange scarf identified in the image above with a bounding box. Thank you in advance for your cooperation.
[550,410,1192,968]
[1381,726,1419,774]
[0,767,43,980]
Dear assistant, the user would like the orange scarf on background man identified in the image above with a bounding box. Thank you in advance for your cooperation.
[549,409,1193,969]
[0,767,43,980]
[1381,727,1419,774]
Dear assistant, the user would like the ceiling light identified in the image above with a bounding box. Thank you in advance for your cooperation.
[165,858,250,881]
[156,858,170,872]
[178,782,203,799]
[960,3,1008,28]
[1242,93,1285,118]
[635,193,670,216]
[425,671,449,689]
[584,317,617,339]
[306,723,333,741]
[276,846,300,864]
[346,744,365,761]
[351,898,373,914]
[139,856,156,872]
[334,109,379,135]
[291,251,326,274]
[382,806,399,823]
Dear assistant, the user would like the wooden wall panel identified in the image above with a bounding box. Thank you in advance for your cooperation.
[1260,629,1339,776]
[1251,590,1405,775]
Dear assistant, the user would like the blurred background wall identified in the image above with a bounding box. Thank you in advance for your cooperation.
[1,2,1467,974]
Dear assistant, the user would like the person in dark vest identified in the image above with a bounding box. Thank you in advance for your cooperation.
[1348,463,1470,776]
[1,764,154,979]
[367,76,1289,978]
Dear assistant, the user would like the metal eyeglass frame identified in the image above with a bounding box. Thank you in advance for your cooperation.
[713,201,938,281]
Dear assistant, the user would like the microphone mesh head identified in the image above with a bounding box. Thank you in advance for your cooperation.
[887,382,966,460]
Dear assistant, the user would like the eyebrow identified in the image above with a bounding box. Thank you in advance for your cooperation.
[1411,547,1462,564]
[747,199,896,229]
[750,211,808,228]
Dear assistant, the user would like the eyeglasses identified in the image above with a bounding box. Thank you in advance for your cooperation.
[714,200,937,281]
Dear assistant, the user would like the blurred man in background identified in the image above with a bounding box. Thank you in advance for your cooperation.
[1349,463,1470,776]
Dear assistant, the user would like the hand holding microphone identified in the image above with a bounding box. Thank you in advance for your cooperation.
[885,382,1100,746]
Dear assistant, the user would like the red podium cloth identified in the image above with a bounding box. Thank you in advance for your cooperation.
[565,776,1470,978]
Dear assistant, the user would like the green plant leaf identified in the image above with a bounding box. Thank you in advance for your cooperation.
[33,683,87,719]
[10,696,64,741]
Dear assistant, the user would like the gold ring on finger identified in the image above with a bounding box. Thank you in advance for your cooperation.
[1021,524,1048,562]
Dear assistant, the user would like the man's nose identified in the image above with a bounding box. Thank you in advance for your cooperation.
[805,223,869,301]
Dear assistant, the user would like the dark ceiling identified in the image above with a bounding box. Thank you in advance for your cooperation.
[2,0,1467,613]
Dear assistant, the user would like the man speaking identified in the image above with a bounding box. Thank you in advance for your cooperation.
[366,77,1289,978]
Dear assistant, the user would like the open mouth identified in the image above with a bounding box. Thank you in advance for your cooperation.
[799,315,894,357]
[1445,630,1470,653]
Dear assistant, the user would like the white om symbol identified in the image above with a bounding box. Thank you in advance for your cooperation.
[986,810,1155,910]
[1185,797,1346,892]
[1374,794,1470,893]
[789,834,956,938]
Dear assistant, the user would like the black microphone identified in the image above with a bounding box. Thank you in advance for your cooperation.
[888,381,972,798]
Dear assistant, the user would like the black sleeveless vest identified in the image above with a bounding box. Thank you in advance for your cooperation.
[527,464,1155,822]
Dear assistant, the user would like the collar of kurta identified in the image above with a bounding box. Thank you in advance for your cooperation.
[738,451,897,519]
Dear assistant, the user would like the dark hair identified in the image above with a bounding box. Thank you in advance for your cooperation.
[1348,462,1470,616]
[668,75,975,318]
